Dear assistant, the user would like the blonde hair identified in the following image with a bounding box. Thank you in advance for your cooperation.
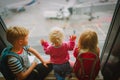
[49,27,64,45]
[6,26,29,45]
[78,29,98,54]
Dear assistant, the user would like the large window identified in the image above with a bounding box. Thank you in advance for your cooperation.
[0,0,118,60]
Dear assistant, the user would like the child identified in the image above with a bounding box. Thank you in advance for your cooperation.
[40,27,76,80]
[73,29,100,80]
[0,26,53,80]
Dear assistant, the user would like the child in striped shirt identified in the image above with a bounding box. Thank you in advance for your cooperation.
[1,26,53,80]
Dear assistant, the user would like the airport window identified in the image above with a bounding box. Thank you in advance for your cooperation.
[0,0,118,60]
[100,0,120,71]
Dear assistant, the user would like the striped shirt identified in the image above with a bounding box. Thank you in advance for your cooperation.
[8,56,24,74]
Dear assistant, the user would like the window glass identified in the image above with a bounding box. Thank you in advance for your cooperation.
[0,0,118,60]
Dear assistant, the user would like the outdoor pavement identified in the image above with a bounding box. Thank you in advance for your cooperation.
[0,0,117,61]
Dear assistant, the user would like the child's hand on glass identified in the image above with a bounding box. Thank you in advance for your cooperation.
[40,39,46,45]
[69,35,76,41]
[40,39,49,47]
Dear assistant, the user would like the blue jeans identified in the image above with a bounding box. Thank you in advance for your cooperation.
[55,73,65,80]
[53,62,72,80]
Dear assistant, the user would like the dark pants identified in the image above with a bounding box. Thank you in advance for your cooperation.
[25,63,53,80]
[53,62,72,78]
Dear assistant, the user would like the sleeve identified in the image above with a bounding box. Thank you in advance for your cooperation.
[73,47,79,58]
[24,45,30,51]
[66,39,75,50]
[8,57,24,74]
[41,41,49,48]
[41,41,51,54]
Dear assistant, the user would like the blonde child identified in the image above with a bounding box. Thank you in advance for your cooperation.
[73,29,100,80]
[0,26,53,80]
[40,27,76,80]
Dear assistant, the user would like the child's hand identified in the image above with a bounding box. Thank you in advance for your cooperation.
[69,35,76,41]
[43,60,51,68]
[40,39,49,47]
[40,39,46,45]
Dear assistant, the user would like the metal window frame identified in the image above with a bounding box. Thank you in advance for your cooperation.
[0,16,8,53]
[100,0,120,70]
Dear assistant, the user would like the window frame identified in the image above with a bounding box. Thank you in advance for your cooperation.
[100,0,120,70]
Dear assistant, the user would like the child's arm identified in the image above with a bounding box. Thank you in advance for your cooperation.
[40,39,49,48]
[73,47,79,58]
[40,39,51,54]
[16,62,37,80]
[67,35,76,50]
[8,56,37,80]
[28,47,49,67]
[69,35,76,41]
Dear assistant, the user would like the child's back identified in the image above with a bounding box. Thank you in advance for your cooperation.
[73,29,100,80]
[73,52,100,80]
[41,27,76,80]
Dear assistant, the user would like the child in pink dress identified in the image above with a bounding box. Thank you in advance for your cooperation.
[40,27,76,80]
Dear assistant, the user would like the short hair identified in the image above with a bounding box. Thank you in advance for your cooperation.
[49,27,64,45]
[6,26,29,45]
[78,29,98,53]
